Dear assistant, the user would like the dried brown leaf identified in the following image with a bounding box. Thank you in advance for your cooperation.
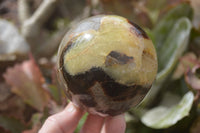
[3,57,50,111]
[0,95,25,119]
[0,82,11,102]
[190,116,200,133]
[0,126,10,133]
[173,52,200,79]
[22,113,43,133]
[185,65,200,91]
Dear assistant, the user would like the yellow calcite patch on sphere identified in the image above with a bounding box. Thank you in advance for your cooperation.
[62,16,157,86]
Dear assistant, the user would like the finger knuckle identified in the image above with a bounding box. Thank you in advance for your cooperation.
[46,116,58,124]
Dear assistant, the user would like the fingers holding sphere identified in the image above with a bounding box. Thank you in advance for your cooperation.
[39,102,126,133]
[39,102,84,133]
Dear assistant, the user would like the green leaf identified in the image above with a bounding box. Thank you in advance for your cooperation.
[140,17,192,107]
[74,113,88,133]
[48,85,62,104]
[152,3,193,49]
[0,115,26,133]
[141,91,194,129]
[157,17,192,80]
[142,6,193,108]
[145,0,166,24]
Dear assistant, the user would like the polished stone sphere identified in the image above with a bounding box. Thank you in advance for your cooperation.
[57,15,157,116]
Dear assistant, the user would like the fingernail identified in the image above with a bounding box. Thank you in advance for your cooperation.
[66,103,76,113]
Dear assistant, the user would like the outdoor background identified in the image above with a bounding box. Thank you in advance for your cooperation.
[0,0,200,133]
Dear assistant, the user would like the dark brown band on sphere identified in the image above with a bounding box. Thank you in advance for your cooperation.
[127,20,149,39]
[105,51,134,66]
[61,64,150,101]
[97,107,130,116]
[79,96,97,107]
[62,37,77,54]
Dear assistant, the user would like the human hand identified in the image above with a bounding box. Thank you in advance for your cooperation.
[39,102,126,133]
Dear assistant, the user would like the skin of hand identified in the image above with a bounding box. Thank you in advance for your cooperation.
[39,102,126,133]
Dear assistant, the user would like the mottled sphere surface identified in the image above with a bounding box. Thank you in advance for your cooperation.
[57,15,157,116]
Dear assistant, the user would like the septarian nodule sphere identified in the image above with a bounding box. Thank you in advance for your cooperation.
[57,15,157,116]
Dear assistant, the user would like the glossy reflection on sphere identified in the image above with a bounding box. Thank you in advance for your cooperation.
[57,15,157,116]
